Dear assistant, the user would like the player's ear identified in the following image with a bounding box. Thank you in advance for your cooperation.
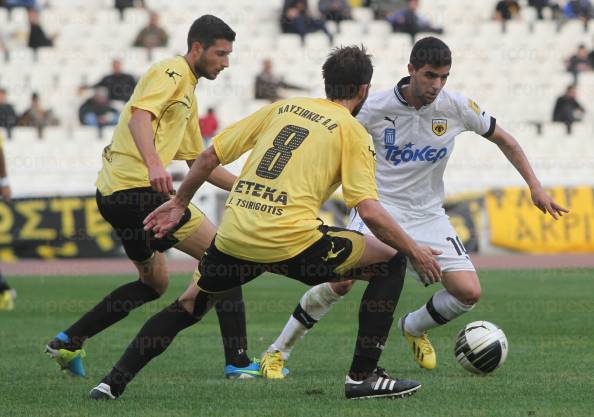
[407,63,414,76]
[190,41,205,55]
[357,84,369,100]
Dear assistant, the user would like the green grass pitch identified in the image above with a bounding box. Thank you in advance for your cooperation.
[1,268,593,417]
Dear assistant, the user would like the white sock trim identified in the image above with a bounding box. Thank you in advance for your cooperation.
[432,289,474,321]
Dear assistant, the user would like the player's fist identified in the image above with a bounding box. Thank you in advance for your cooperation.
[148,164,173,195]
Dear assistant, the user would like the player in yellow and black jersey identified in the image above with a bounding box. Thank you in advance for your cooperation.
[46,15,258,381]
[92,46,442,401]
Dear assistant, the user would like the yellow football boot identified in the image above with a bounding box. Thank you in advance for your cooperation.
[260,351,286,379]
[0,290,15,311]
[399,314,436,370]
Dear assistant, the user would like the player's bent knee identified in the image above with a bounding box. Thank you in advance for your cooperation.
[141,274,169,296]
[459,284,481,305]
[330,280,354,295]
[191,290,217,320]
[178,293,196,315]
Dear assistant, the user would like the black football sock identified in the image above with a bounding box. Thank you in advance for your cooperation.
[349,253,407,381]
[64,280,160,348]
[0,273,11,292]
[214,286,250,368]
[102,300,199,397]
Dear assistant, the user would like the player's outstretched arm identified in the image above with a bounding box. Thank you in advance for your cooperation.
[206,166,236,192]
[186,160,236,192]
[357,199,442,283]
[486,125,569,220]
[145,146,220,238]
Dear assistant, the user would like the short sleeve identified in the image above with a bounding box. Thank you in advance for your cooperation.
[212,103,277,165]
[341,122,379,209]
[129,64,179,118]
[457,94,496,138]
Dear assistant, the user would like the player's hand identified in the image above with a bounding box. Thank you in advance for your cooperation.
[143,198,186,239]
[148,164,173,195]
[530,186,569,220]
[409,245,442,284]
[0,185,11,202]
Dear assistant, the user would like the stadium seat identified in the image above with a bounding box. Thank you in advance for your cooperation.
[366,20,392,38]
[0,0,590,198]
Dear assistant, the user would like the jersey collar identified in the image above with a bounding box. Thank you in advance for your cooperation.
[180,56,198,85]
[394,76,411,107]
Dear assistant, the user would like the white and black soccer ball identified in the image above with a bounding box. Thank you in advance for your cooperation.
[454,321,508,374]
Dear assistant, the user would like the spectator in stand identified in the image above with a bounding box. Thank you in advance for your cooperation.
[254,58,307,102]
[79,88,119,128]
[318,0,352,32]
[81,59,137,102]
[199,108,218,143]
[564,0,593,27]
[133,11,168,49]
[494,0,521,21]
[3,0,37,18]
[386,0,443,39]
[553,85,585,134]
[114,0,145,20]
[528,0,561,20]
[17,92,59,128]
[27,8,55,51]
[280,0,333,46]
[0,88,17,131]
[368,0,406,19]
[4,0,37,8]
[566,44,591,82]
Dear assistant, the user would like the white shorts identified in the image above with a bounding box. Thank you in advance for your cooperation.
[347,207,475,285]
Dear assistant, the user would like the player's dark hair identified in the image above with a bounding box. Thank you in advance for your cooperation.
[410,37,451,70]
[187,15,235,52]
[323,45,373,100]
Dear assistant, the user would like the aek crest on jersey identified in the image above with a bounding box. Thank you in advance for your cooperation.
[432,119,447,136]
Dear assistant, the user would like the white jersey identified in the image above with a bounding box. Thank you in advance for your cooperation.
[356,77,495,220]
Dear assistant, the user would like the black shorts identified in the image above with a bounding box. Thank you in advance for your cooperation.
[196,225,367,293]
[96,187,204,262]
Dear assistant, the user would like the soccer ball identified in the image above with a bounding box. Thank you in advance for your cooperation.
[454,321,508,374]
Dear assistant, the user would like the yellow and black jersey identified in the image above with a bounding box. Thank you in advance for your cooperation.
[212,97,379,262]
[96,56,204,196]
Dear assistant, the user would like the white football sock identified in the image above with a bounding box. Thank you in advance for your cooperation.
[404,289,474,336]
[269,283,342,360]
[269,316,306,360]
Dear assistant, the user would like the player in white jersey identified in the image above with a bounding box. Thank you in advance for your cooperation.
[258,37,568,378]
